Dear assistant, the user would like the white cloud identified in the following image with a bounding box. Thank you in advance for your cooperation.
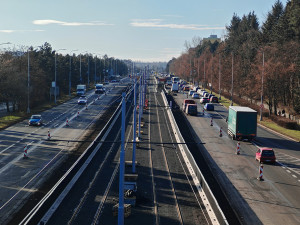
[33,19,114,26]
[130,19,224,30]
[0,29,44,33]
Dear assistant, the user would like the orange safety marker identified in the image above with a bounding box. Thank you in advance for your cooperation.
[236,142,240,155]
[23,145,28,158]
[257,164,264,181]
[210,117,213,126]
[47,130,51,140]
[219,127,223,137]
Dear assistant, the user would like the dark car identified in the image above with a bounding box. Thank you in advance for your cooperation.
[200,97,209,104]
[28,115,43,126]
[204,103,214,111]
[210,96,219,103]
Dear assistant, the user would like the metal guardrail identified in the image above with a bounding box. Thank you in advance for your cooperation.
[160,90,228,225]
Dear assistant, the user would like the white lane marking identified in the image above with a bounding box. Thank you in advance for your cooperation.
[286,170,291,173]
[292,175,297,178]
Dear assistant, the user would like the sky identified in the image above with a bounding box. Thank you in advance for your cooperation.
[0,0,283,62]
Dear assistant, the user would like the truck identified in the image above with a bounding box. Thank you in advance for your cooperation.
[95,83,104,94]
[227,106,257,141]
[77,84,86,96]
[171,82,179,92]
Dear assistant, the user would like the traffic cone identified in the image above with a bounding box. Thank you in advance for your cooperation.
[257,164,264,181]
[219,127,223,137]
[77,111,80,118]
[236,142,240,155]
[66,118,69,126]
[23,145,28,158]
[47,130,51,140]
[210,117,213,126]
[85,104,88,110]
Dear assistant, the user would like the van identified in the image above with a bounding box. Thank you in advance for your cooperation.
[182,99,196,111]
[186,104,197,116]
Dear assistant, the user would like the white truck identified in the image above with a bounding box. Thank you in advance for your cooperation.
[171,82,179,92]
[95,83,104,94]
[77,84,86,96]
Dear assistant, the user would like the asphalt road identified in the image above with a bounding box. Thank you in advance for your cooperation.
[172,88,300,225]
[0,82,125,224]
[40,76,213,225]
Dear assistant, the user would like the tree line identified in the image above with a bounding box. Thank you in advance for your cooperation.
[167,0,300,116]
[0,42,128,113]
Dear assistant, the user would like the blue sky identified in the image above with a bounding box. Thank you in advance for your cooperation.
[1,0,282,62]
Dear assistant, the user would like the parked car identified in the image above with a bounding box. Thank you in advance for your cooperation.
[192,93,200,99]
[255,147,276,164]
[189,90,196,96]
[28,115,43,126]
[204,103,214,111]
[200,97,210,104]
[182,99,196,111]
[210,96,219,103]
[201,91,208,97]
[207,94,215,99]
[185,104,198,116]
[183,86,190,91]
[78,96,88,105]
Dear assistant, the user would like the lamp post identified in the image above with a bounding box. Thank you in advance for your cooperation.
[259,50,264,121]
[69,49,78,96]
[231,52,234,106]
[54,48,66,104]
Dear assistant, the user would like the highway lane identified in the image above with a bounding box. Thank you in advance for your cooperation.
[0,83,125,224]
[172,89,300,225]
[40,76,213,225]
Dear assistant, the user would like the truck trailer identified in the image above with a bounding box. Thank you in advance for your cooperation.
[227,106,257,141]
[77,84,86,96]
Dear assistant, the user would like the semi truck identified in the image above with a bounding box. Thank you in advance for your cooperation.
[227,106,257,141]
[77,84,86,96]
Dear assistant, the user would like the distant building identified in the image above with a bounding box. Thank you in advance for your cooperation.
[203,35,221,43]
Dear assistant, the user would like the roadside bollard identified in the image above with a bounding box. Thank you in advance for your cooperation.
[47,130,51,140]
[169,101,172,109]
[219,127,222,137]
[23,145,28,158]
[203,108,205,115]
[236,142,240,155]
[66,118,69,126]
[85,104,88,110]
[77,111,80,118]
[257,164,264,181]
[210,117,213,126]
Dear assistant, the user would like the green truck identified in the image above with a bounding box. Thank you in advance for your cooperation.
[227,106,257,141]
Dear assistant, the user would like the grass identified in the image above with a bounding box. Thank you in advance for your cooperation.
[0,92,76,130]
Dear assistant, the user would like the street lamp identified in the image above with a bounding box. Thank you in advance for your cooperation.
[231,52,234,106]
[258,49,264,121]
[54,48,66,104]
[69,49,78,96]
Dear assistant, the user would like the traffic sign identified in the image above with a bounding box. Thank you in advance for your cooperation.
[260,104,264,109]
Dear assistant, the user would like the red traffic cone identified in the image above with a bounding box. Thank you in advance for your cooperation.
[85,104,88,110]
[77,111,80,118]
[66,118,69,126]
[47,130,51,140]
[23,145,28,158]
[257,164,264,181]
[210,117,213,126]
[219,127,223,137]
[236,142,240,155]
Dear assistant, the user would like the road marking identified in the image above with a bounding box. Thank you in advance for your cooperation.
[292,175,297,178]
[286,170,291,173]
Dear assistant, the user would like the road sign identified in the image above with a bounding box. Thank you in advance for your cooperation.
[260,104,264,109]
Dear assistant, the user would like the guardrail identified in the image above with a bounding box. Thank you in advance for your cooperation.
[19,87,133,225]
[160,90,228,225]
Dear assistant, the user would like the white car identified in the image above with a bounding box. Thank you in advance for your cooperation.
[78,96,87,105]
[192,93,200,99]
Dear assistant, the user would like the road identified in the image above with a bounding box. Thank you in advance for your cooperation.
[21,76,216,225]
[0,83,126,224]
[171,88,300,225]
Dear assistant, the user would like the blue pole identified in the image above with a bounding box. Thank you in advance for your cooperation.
[132,78,137,173]
[118,92,126,225]
[138,77,142,139]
